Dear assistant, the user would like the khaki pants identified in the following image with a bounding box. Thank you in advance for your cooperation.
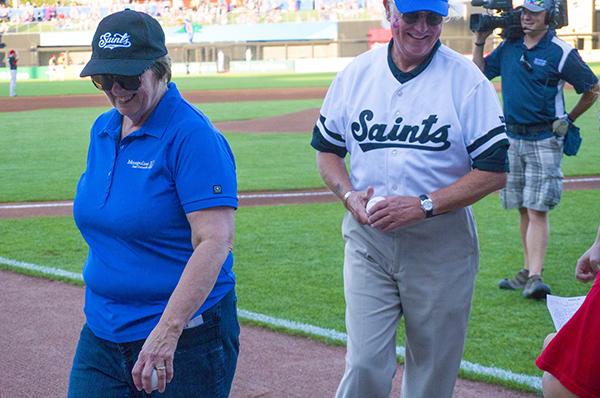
[335,208,479,398]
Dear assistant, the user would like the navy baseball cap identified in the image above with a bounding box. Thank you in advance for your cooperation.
[393,0,449,16]
[523,0,551,12]
[80,9,167,77]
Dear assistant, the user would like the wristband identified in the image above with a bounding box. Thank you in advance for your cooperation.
[343,190,353,204]
[474,42,486,47]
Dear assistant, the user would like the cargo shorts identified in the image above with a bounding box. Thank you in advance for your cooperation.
[500,135,564,212]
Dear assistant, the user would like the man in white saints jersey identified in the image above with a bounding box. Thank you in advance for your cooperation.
[311,0,509,397]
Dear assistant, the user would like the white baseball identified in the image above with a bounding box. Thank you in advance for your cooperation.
[366,196,385,214]
[151,368,159,391]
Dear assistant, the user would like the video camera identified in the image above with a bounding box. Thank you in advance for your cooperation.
[469,0,569,39]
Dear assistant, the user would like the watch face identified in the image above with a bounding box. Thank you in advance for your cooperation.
[423,200,433,211]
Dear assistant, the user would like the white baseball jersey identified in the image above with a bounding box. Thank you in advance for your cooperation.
[312,42,508,197]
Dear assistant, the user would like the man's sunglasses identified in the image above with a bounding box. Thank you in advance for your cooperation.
[91,74,142,91]
[401,12,444,26]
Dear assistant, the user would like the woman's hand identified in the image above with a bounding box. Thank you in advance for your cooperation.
[131,324,182,393]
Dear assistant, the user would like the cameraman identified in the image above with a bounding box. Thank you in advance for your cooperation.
[472,0,599,300]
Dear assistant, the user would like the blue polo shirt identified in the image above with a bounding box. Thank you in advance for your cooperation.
[73,83,238,343]
[484,30,598,131]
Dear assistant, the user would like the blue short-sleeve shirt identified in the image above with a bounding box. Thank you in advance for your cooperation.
[484,30,598,127]
[73,83,238,343]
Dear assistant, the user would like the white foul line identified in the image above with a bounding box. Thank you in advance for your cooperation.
[0,192,335,210]
[0,256,83,281]
[0,178,598,210]
[0,256,542,391]
[0,201,73,209]
[239,191,333,199]
[563,177,600,183]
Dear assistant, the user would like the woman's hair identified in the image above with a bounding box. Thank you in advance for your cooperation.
[150,55,172,83]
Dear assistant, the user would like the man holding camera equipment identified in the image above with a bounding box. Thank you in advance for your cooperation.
[472,0,599,300]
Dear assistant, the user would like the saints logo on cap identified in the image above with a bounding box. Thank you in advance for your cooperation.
[98,33,132,50]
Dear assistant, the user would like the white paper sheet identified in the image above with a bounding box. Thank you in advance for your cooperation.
[546,294,586,331]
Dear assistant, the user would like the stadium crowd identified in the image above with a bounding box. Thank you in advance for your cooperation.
[0,0,380,33]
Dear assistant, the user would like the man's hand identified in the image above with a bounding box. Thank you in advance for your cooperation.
[552,114,570,136]
[345,187,374,225]
[575,240,600,282]
[474,30,493,44]
[368,195,424,233]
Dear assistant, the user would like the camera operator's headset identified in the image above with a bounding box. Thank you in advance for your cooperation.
[545,0,558,27]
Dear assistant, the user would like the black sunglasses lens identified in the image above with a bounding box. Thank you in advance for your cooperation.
[402,13,420,24]
[115,76,142,91]
[402,12,443,26]
[91,75,141,91]
[427,13,443,25]
[91,75,112,91]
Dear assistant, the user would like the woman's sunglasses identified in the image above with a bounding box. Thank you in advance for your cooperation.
[401,11,444,26]
[91,74,143,91]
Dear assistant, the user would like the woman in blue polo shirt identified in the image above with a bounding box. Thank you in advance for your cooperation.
[68,10,239,397]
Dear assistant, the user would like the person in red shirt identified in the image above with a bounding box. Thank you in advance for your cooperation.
[536,225,600,398]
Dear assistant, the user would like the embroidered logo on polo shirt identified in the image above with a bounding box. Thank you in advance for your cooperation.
[127,159,155,170]
[213,185,223,194]
[98,33,132,50]
[533,58,547,66]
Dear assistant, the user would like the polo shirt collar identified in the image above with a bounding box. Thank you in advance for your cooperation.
[522,29,554,50]
[97,82,183,140]
[387,39,441,84]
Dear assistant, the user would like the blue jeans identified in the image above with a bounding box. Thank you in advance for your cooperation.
[68,289,239,398]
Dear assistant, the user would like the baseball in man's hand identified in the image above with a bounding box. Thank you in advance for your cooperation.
[366,196,385,214]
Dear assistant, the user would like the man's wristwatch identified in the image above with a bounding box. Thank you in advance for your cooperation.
[419,194,434,218]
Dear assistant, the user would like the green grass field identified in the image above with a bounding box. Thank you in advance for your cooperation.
[0,72,336,97]
[1,70,599,392]
[0,99,323,202]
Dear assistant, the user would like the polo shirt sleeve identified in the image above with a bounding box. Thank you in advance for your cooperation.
[561,49,599,94]
[483,42,504,80]
[310,75,348,158]
[460,79,509,172]
[173,124,238,214]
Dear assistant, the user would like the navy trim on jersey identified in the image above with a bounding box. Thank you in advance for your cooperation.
[472,140,510,172]
[318,115,345,142]
[387,40,441,84]
[311,126,347,157]
[467,125,506,154]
